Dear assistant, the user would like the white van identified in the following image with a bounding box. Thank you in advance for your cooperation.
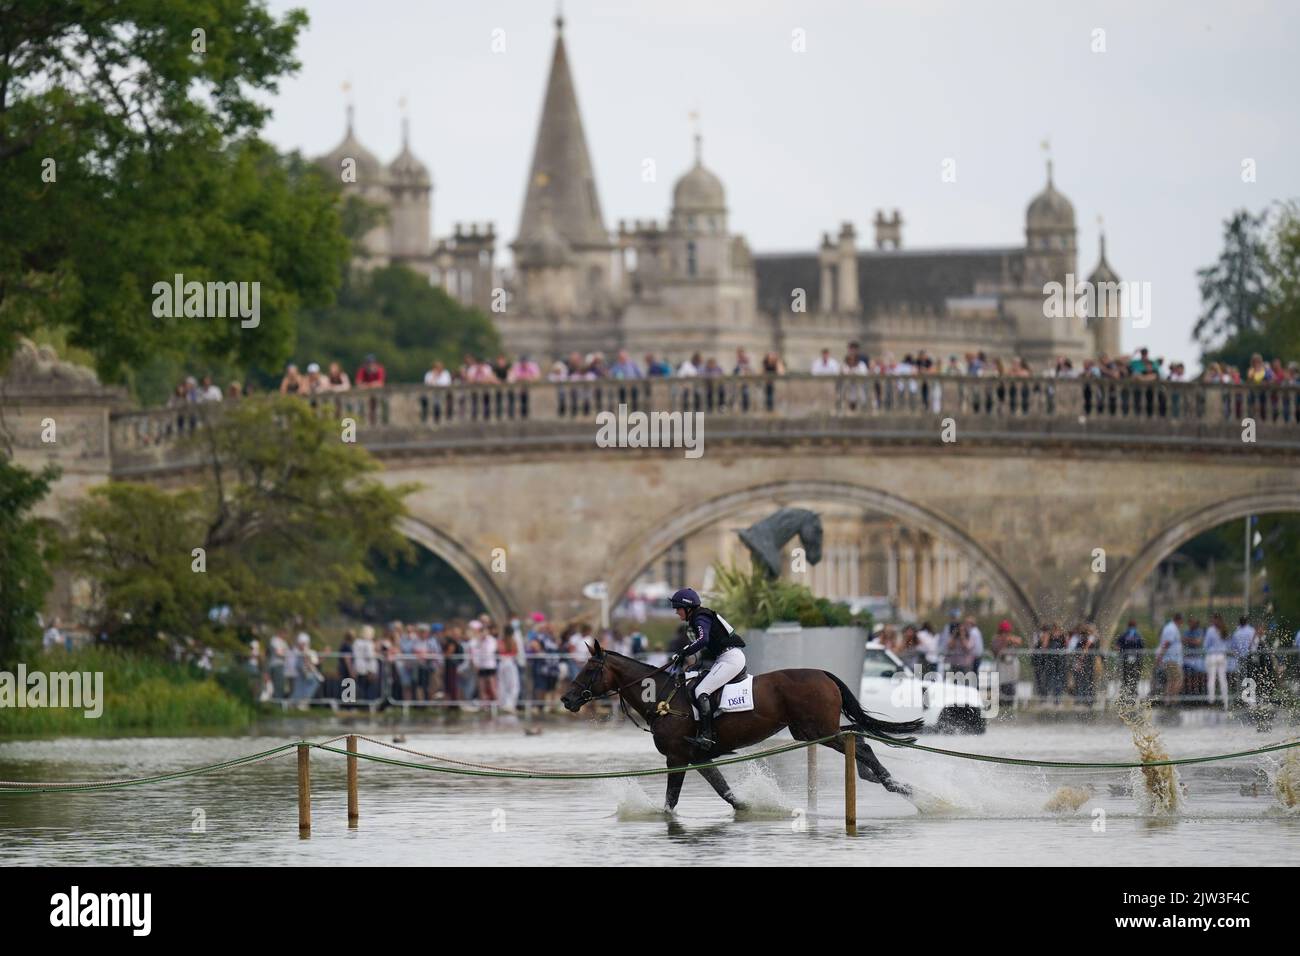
[859,641,986,733]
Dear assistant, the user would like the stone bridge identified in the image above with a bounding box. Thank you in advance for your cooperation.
[10,374,1300,633]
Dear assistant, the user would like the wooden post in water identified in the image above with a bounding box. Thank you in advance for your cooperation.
[844,733,857,835]
[806,743,818,813]
[347,735,359,825]
[297,744,311,834]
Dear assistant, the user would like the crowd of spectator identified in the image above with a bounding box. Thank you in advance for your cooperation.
[165,343,1300,405]
[869,608,1298,711]
[247,613,648,712]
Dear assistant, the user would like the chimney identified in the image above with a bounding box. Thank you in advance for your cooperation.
[819,232,837,314]
[874,209,903,250]
[837,222,859,312]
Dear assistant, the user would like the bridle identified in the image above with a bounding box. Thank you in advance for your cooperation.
[570,652,686,731]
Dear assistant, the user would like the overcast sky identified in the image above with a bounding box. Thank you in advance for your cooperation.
[260,0,1300,365]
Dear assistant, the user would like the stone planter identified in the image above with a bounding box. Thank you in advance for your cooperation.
[741,623,868,688]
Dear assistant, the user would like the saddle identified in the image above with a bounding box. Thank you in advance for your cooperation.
[686,666,750,710]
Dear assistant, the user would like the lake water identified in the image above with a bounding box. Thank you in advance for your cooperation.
[1,717,1297,866]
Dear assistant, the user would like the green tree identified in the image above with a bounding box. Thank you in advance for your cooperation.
[1260,201,1300,360]
[0,459,59,664]
[1194,210,1271,351]
[63,396,413,650]
[293,264,501,386]
[0,1,347,382]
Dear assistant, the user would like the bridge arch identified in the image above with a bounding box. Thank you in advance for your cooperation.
[1091,491,1300,632]
[606,479,1036,628]
[395,516,516,623]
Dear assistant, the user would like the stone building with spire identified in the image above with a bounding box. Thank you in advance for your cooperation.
[318,14,1122,369]
[314,104,497,314]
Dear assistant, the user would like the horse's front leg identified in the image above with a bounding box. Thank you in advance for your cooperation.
[665,764,686,814]
[697,764,748,812]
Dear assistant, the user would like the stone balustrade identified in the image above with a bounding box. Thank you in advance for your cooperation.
[105,375,1300,475]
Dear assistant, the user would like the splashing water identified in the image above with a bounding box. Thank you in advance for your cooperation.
[1265,745,1300,812]
[730,761,796,819]
[1119,702,1186,815]
[601,778,668,821]
[1043,785,1094,813]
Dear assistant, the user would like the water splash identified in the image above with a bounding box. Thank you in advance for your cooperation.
[1264,744,1300,812]
[730,761,795,819]
[1043,785,1094,813]
[600,778,668,821]
[1118,702,1186,815]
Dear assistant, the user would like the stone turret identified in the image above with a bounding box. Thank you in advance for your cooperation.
[1024,160,1077,287]
[1088,231,1122,357]
[387,115,433,265]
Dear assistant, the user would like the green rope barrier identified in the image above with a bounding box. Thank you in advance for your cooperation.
[855,732,1300,769]
[0,742,299,794]
[2,731,1298,795]
[311,733,843,780]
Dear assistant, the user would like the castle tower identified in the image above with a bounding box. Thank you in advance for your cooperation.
[1000,157,1089,367]
[669,132,729,279]
[1087,231,1122,358]
[317,103,392,267]
[1023,159,1077,289]
[512,14,613,315]
[387,114,433,272]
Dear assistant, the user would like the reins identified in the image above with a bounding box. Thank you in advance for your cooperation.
[574,652,689,731]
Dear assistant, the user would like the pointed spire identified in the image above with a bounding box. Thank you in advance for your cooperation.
[515,17,609,251]
[1089,222,1118,283]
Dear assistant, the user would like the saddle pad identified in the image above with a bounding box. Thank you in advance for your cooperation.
[718,675,755,712]
[689,675,756,718]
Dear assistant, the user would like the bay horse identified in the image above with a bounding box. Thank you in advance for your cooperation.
[560,641,921,813]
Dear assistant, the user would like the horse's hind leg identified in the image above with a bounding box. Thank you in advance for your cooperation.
[819,734,911,795]
[855,737,912,796]
[697,765,747,812]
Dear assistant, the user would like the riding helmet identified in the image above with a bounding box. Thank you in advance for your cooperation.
[669,587,701,610]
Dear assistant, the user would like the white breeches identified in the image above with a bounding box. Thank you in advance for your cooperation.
[696,648,745,697]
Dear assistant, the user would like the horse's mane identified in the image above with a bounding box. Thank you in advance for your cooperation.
[595,647,657,671]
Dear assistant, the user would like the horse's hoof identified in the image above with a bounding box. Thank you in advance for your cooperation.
[888,781,913,796]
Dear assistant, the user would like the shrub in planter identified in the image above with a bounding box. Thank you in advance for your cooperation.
[709,562,872,632]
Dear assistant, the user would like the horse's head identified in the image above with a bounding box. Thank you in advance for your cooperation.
[801,512,824,565]
[560,639,611,712]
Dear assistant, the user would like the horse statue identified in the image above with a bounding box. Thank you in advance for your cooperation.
[561,643,919,814]
[737,507,823,578]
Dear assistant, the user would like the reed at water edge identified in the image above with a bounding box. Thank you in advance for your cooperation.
[0,646,252,737]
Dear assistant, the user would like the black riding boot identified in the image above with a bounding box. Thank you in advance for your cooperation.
[686,694,717,750]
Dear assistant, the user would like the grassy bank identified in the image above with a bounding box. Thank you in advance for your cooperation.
[0,647,253,737]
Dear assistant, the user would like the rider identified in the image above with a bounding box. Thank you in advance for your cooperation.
[667,587,746,751]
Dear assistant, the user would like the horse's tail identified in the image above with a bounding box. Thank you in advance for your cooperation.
[821,670,923,744]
